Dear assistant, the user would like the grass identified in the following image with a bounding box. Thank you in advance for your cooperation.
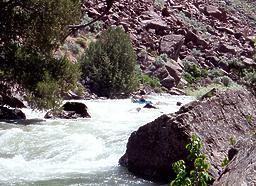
[185,83,244,98]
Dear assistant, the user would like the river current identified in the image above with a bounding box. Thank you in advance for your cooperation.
[0,94,194,186]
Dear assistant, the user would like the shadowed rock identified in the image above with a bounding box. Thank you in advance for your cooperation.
[213,139,256,185]
[44,102,91,119]
[0,106,26,120]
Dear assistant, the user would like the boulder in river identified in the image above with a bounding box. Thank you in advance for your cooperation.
[0,106,26,120]
[119,89,256,183]
[44,102,91,119]
[1,95,26,108]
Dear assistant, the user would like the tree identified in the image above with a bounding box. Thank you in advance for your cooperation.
[0,0,81,109]
[80,27,138,98]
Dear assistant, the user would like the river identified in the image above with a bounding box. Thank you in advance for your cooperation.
[0,94,194,186]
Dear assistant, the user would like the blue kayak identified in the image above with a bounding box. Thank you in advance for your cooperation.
[133,99,152,104]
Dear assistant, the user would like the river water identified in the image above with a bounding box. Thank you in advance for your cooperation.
[0,94,194,186]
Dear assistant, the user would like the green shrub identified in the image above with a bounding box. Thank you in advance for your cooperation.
[208,68,224,79]
[13,48,80,109]
[80,27,138,97]
[80,13,103,32]
[75,38,87,48]
[139,74,161,88]
[221,157,230,168]
[67,42,80,55]
[170,134,212,186]
[182,60,208,84]
[244,71,256,86]
[185,83,243,99]
[154,0,165,9]
[154,53,168,67]
[221,76,232,87]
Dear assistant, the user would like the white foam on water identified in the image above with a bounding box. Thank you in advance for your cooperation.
[0,94,194,185]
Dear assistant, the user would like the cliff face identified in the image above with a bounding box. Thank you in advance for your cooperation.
[119,89,256,183]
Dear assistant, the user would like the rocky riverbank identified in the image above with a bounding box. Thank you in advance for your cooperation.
[120,89,256,184]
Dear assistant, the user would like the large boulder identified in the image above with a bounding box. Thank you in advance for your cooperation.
[159,34,185,61]
[119,89,256,183]
[44,102,91,119]
[0,106,26,120]
[165,60,182,86]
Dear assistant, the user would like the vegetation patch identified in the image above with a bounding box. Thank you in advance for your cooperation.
[170,134,212,186]
[80,27,138,98]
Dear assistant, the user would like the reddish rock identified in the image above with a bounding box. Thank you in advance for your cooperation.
[185,30,209,48]
[165,60,182,86]
[159,34,185,61]
[120,89,256,183]
[213,139,256,186]
[160,75,176,89]
[204,5,227,21]
[153,66,169,80]
[218,43,240,54]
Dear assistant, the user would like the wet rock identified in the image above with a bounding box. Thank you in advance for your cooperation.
[44,102,91,119]
[120,89,256,183]
[0,106,26,120]
[169,87,186,95]
[1,95,26,108]
[143,103,157,109]
[63,90,84,100]
[176,101,182,106]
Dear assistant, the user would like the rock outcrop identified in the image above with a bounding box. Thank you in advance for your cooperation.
[44,102,91,119]
[0,106,26,120]
[119,89,256,183]
[213,138,256,186]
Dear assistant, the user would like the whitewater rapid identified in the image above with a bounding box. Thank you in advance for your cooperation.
[0,94,194,186]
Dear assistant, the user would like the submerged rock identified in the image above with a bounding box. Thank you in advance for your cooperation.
[143,103,157,109]
[44,102,91,119]
[0,106,26,120]
[119,89,256,183]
